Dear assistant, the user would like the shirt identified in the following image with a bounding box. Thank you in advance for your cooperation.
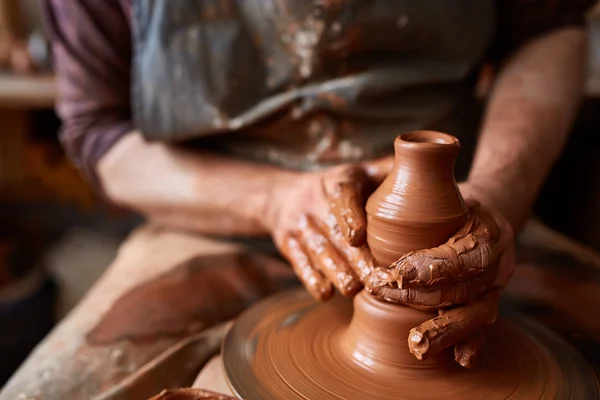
[42,0,593,192]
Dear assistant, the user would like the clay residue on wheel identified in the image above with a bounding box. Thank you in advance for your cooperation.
[223,289,599,399]
[87,252,295,345]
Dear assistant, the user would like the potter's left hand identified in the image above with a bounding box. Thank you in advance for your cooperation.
[267,158,393,301]
[365,195,515,368]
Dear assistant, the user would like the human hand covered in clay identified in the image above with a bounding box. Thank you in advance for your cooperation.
[365,197,514,368]
[267,158,393,301]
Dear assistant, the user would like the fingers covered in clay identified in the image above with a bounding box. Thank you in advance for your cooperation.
[322,158,394,248]
[322,168,369,247]
[407,290,499,364]
[298,216,362,297]
[454,330,486,368]
[372,204,503,291]
[276,160,390,301]
[323,213,375,281]
[278,233,334,301]
[366,261,498,310]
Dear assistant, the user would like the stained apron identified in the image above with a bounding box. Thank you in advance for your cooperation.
[132,0,495,172]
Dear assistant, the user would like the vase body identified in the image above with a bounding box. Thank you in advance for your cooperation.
[366,131,468,266]
[341,291,449,369]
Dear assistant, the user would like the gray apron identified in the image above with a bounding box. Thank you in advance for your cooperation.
[131,0,495,172]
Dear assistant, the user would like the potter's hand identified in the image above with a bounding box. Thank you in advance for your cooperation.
[365,199,514,367]
[267,158,392,301]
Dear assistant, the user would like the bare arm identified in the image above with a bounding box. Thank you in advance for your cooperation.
[366,28,589,366]
[101,29,587,239]
[46,0,300,237]
[98,132,295,236]
[465,28,588,234]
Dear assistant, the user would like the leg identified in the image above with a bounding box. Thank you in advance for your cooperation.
[0,224,296,400]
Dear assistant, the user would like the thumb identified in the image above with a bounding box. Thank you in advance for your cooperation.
[322,167,369,247]
[322,156,393,247]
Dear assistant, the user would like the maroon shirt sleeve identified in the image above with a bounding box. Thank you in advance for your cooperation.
[43,0,132,192]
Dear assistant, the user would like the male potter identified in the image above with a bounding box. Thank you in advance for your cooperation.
[0,1,591,398]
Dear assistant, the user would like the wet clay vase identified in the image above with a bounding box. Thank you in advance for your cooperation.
[366,130,468,266]
[221,131,600,399]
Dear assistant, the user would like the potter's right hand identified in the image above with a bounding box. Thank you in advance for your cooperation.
[266,158,392,301]
[365,200,514,367]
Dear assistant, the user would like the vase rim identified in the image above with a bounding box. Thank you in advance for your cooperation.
[396,130,460,150]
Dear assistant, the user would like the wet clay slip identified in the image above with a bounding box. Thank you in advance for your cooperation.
[222,132,600,399]
[223,289,599,399]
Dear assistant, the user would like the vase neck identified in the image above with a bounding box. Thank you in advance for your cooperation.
[391,131,460,186]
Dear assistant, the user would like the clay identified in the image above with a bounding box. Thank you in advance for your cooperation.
[358,131,502,364]
[407,289,499,361]
[223,289,600,399]
[340,291,447,369]
[366,131,468,266]
[296,215,363,296]
[87,252,294,344]
[280,164,380,302]
[324,168,369,247]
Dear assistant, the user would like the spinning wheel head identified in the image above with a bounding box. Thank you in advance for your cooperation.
[223,290,599,400]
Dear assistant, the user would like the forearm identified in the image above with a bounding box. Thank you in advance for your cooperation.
[467,28,587,234]
[98,131,295,236]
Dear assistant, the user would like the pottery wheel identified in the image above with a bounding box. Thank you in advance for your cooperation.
[223,289,599,399]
